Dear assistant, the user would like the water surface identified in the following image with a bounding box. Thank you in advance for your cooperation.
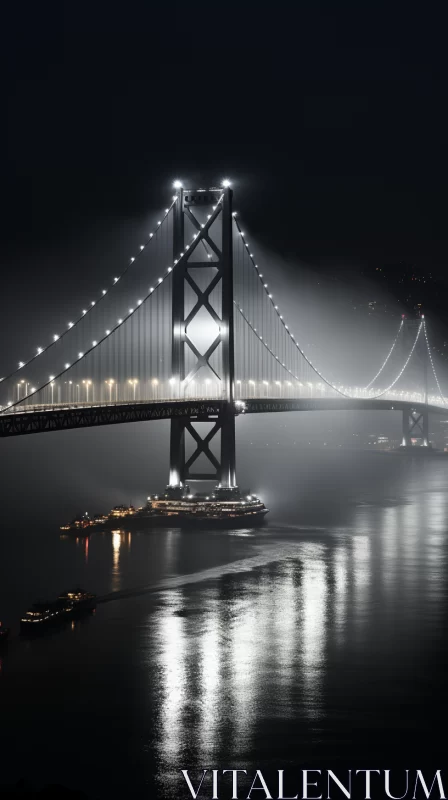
[0,451,447,799]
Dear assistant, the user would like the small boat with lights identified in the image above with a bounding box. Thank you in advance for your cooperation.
[20,600,69,633]
[60,512,93,533]
[58,588,96,613]
[60,508,135,534]
[20,589,96,634]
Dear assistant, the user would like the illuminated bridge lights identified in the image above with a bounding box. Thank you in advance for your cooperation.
[1,196,178,390]
[2,192,226,414]
[1,189,447,447]
[1,378,444,417]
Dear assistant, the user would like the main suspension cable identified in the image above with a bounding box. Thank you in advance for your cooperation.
[367,322,422,398]
[235,303,349,397]
[423,321,448,406]
[363,320,404,389]
[233,215,422,400]
[0,198,177,386]
[2,196,224,412]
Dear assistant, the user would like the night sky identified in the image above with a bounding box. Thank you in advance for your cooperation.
[3,4,448,271]
[2,2,448,521]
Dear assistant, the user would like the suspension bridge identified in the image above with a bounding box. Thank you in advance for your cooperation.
[1,183,447,492]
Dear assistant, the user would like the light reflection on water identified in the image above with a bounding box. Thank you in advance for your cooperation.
[112,530,122,592]
[300,545,327,719]
[146,489,448,792]
[0,456,448,798]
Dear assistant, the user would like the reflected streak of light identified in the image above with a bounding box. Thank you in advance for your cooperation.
[334,545,348,643]
[300,543,327,718]
[230,598,260,754]
[380,507,399,594]
[112,531,122,592]
[424,492,446,607]
[84,536,89,564]
[401,503,420,590]
[426,492,447,531]
[275,563,297,689]
[163,529,179,575]
[352,535,371,611]
[199,606,221,756]
[156,601,186,760]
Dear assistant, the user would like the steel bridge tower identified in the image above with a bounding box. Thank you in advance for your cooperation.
[167,185,237,496]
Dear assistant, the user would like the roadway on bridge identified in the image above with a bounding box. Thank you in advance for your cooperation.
[0,396,446,437]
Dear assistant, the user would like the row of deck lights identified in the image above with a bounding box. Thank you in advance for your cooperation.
[5,377,438,409]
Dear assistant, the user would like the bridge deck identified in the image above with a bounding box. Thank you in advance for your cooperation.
[0,397,446,437]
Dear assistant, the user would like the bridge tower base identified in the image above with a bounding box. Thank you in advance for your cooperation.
[400,408,430,448]
[399,317,431,449]
[167,406,236,491]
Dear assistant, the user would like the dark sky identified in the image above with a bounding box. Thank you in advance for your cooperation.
[3,2,448,266]
[1,2,448,519]
[2,2,448,346]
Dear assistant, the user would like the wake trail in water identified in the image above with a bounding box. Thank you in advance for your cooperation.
[97,539,318,605]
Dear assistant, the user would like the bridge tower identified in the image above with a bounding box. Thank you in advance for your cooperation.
[401,315,430,447]
[167,185,237,495]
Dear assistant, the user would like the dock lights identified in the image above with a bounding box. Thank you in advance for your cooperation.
[173,180,183,189]
[222,179,231,188]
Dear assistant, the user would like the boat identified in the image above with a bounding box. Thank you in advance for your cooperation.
[58,588,96,613]
[0,621,10,643]
[60,512,92,532]
[144,487,269,527]
[20,589,96,634]
[61,487,269,532]
[113,488,268,528]
[20,600,70,633]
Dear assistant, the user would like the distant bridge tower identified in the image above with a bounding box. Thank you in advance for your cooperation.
[167,185,237,494]
[401,315,429,447]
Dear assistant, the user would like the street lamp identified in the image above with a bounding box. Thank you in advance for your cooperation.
[128,379,138,401]
[83,380,92,403]
[106,379,114,402]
